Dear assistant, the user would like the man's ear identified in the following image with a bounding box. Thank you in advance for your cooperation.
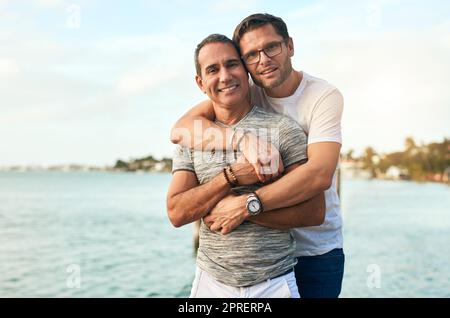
[195,74,206,93]
[287,37,294,57]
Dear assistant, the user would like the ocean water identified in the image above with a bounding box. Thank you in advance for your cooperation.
[340,179,450,297]
[0,172,194,297]
[0,172,448,297]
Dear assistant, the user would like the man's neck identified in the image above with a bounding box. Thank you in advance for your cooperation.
[265,69,303,98]
[213,101,252,126]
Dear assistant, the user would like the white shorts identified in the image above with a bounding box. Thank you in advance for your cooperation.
[189,267,300,298]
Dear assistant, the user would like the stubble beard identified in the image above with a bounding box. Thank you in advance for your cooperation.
[251,58,293,90]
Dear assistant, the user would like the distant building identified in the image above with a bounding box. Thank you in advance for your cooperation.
[141,160,153,169]
[385,166,409,180]
[340,160,372,179]
[154,162,166,172]
[443,167,450,183]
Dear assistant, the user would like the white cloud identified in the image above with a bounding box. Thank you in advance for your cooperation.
[27,0,94,10]
[292,29,450,153]
[0,29,195,107]
[94,34,196,96]
[434,21,450,49]
[1,0,448,165]
[33,0,63,7]
[209,0,258,13]
[285,3,325,20]
[0,10,18,20]
[0,57,20,75]
[283,1,450,153]
[117,70,177,95]
[94,34,183,51]
[0,23,202,165]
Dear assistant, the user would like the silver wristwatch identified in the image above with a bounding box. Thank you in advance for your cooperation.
[246,193,263,216]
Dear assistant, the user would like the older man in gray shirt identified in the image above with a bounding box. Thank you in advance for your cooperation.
[166,34,325,298]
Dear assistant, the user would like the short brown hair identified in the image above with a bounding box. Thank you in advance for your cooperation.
[232,13,290,45]
[194,34,240,76]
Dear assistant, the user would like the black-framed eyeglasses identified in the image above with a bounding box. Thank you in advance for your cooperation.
[241,41,285,65]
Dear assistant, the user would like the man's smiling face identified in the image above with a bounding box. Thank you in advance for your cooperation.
[239,23,294,89]
[196,42,249,108]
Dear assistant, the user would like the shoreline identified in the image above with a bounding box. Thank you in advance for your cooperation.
[1,169,448,185]
[0,169,171,174]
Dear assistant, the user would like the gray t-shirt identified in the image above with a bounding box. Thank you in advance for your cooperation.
[172,106,307,287]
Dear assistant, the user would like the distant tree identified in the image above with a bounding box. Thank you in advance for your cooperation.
[161,157,172,165]
[378,151,403,173]
[373,137,449,182]
[362,147,378,178]
[404,137,417,153]
[138,155,156,162]
[344,149,354,161]
[425,139,450,177]
[114,160,128,169]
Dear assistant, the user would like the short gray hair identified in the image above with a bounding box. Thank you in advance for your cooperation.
[194,34,240,76]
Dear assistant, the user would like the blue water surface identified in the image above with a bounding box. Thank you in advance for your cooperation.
[0,172,448,297]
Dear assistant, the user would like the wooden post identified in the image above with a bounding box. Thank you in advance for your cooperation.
[337,167,341,198]
[193,219,200,252]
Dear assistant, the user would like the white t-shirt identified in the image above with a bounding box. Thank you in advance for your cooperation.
[250,72,344,257]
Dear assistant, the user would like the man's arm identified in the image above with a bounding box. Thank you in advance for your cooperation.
[207,188,325,234]
[248,192,325,230]
[170,100,228,150]
[204,163,326,234]
[167,160,259,227]
[167,171,230,228]
[256,86,343,210]
[256,142,341,211]
[170,100,283,182]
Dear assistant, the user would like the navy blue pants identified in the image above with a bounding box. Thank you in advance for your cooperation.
[294,248,345,298]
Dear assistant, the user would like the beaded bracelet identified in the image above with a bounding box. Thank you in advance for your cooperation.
[227,164,238,186]
[223,168,234,187]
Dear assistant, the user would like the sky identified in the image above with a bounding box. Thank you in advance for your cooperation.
[0,0,449,166]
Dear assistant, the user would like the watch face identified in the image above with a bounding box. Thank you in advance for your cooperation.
[248,200,260,213]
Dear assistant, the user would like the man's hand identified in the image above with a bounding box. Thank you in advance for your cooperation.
[236,132,284,183]
[203,194,248,235]
[230,156,259,186]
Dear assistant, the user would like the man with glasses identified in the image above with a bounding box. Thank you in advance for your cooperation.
[242,41,285,65]
[171,13,345,298]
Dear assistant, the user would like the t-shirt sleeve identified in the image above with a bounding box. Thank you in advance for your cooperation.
[277,116,308,168]
[249,80,272,113]
[171,145,195,173]
[308,88,343,145]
